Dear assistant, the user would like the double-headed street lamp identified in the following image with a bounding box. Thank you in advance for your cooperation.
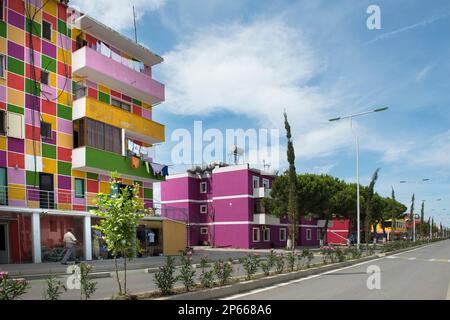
[329,107,388,249]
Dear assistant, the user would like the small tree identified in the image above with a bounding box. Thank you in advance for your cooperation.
[275,253,285,274]
[178,252,196,292]
[79,263,97,300]
[91,172,146,296]
[286,251,296,272]
[199,255,215,288]
[300,248,314,268]
[0,272,29,300]
[239,253,260,280]
[154,256,177,295]
[43,275,67,300]
[214,259,234,286]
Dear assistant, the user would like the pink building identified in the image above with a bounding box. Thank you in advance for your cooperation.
[160,163,322,249]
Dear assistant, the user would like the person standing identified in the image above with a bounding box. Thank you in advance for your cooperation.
[61,228,80,265]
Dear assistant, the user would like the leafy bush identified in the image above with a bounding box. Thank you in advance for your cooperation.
[239,253,260,280]
[199,255,214,288]
[320,246,336,264]
[43,275,67,300]
[260,261,271,276]
[300,248,314,268]
[334,247,346,262]
[214,259,234,286]
[178,253,196,292]
[286,251,296,272]
[79,263,97,300]
[154,256,177,295]
[267,249,277,270]
[0,272,29,300]
[346,247,361,259]
[275,253,285,274]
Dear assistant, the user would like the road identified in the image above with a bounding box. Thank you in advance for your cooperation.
[225,240,450,300]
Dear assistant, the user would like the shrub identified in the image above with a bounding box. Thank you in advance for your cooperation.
[334,247,346,262]
[275,253,285,274]
[199,255,214,288]
[300,248,314,268]
[286,251,296,272]
[267,249,277,270]
[154,256,177,295]
[79,263,97,300]
[346,247,361,259]
[178,253,196,292]
[320,246,336,264]
[0,272,29,300]
[260,261,271,276]
[43,275,67,300]
[239,253,260,280]
[214,259,234,286]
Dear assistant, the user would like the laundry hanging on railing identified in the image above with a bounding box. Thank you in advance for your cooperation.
[127,139,155,161]
[150,162,165,175]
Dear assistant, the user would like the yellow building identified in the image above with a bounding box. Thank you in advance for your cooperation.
[373,219,407,241]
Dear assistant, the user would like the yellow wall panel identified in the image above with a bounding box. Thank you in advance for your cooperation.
[43,158,56,174]
[25,140,41,156]
[43,1,57,16]
[8,184,26,201]
[49,73,57,87]
[0,136,6,150]
[163,220,187,255]
[57,90,71,105]
[7,25,25,46]
[57,132,72,149]
[98,85,110,94]
[71,170,86,178]
[0,37,6,54]
[99,182,110,194]
[8,88,24,107]
[0,79,5,86]
[142,102,152,109]
[58,48,72,65]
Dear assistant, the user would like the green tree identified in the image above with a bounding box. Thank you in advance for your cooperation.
[363,168,380,248]
[284,111,298,251]
[91,172,146,296]
[420,201,425,237]
[409,194,415,241]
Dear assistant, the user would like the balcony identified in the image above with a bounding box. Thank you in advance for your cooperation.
[72,46,165,105]
[253,187,271,198]
[72,146,164,183]
[73,96,165,144]
[253,214,280,225]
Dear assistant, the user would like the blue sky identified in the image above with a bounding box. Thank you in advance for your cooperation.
[72,0,450,226]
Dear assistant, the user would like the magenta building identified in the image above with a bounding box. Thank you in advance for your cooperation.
[160,163,322,249]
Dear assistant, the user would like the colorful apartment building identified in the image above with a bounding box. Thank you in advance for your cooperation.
[0,0,183,264]
[160,163,323,249]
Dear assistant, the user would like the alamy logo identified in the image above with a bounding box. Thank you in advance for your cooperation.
[367,5,382,30]
[66,265,81,290]
[366,265,381,290]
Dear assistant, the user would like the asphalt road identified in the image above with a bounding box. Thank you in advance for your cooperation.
[225,240,450,300]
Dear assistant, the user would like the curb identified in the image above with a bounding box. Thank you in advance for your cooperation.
[152,242,435,300]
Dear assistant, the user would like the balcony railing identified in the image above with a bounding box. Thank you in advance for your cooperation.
[0,185,155,212]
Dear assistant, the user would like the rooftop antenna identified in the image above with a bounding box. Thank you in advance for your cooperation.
[262,160,271,171]
[228,145,244,165]
[132,5,138,43]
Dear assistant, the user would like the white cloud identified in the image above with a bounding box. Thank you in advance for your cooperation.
[411,130,450,168]
[71,0,165,31]
[160,18,355,160]
[415,64,434,82]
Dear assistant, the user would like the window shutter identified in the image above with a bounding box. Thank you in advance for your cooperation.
[7,112,24,139]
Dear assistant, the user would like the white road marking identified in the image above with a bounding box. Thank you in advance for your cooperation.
[386,256,398,259]
[429,259,436,262]
[408,257,416,260]
[223,243,442,300]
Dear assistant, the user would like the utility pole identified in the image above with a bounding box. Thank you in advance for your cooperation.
[133,5,138,43]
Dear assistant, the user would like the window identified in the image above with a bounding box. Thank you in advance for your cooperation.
[263,178,270,189]
[279,228,287,241]
[111,98,131,112]
[74,82,87,100]
[40,121,52,139]
[42,21,52,41]
[252,228,260,242]
[306,229,312,240]
[263,228,270,242]
[317,229,322,240]
[75,178,85,198]
[85,118,122,154]
[76,35,87,50]
[252,176,260,189]
[200,227,208,235]
[0,167,7,205]
[200,182,207,193]
[200,204,207,214]
[0,54,5,78]
[0,111,5,135]
[0,1,3,21]
[40,71,49,85]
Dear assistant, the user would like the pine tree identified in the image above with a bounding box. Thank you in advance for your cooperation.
[409,194,415,240]
[420,201,425,237]
[284,111,298,251]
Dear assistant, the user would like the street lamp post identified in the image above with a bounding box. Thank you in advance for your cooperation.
[329,107,388,250]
